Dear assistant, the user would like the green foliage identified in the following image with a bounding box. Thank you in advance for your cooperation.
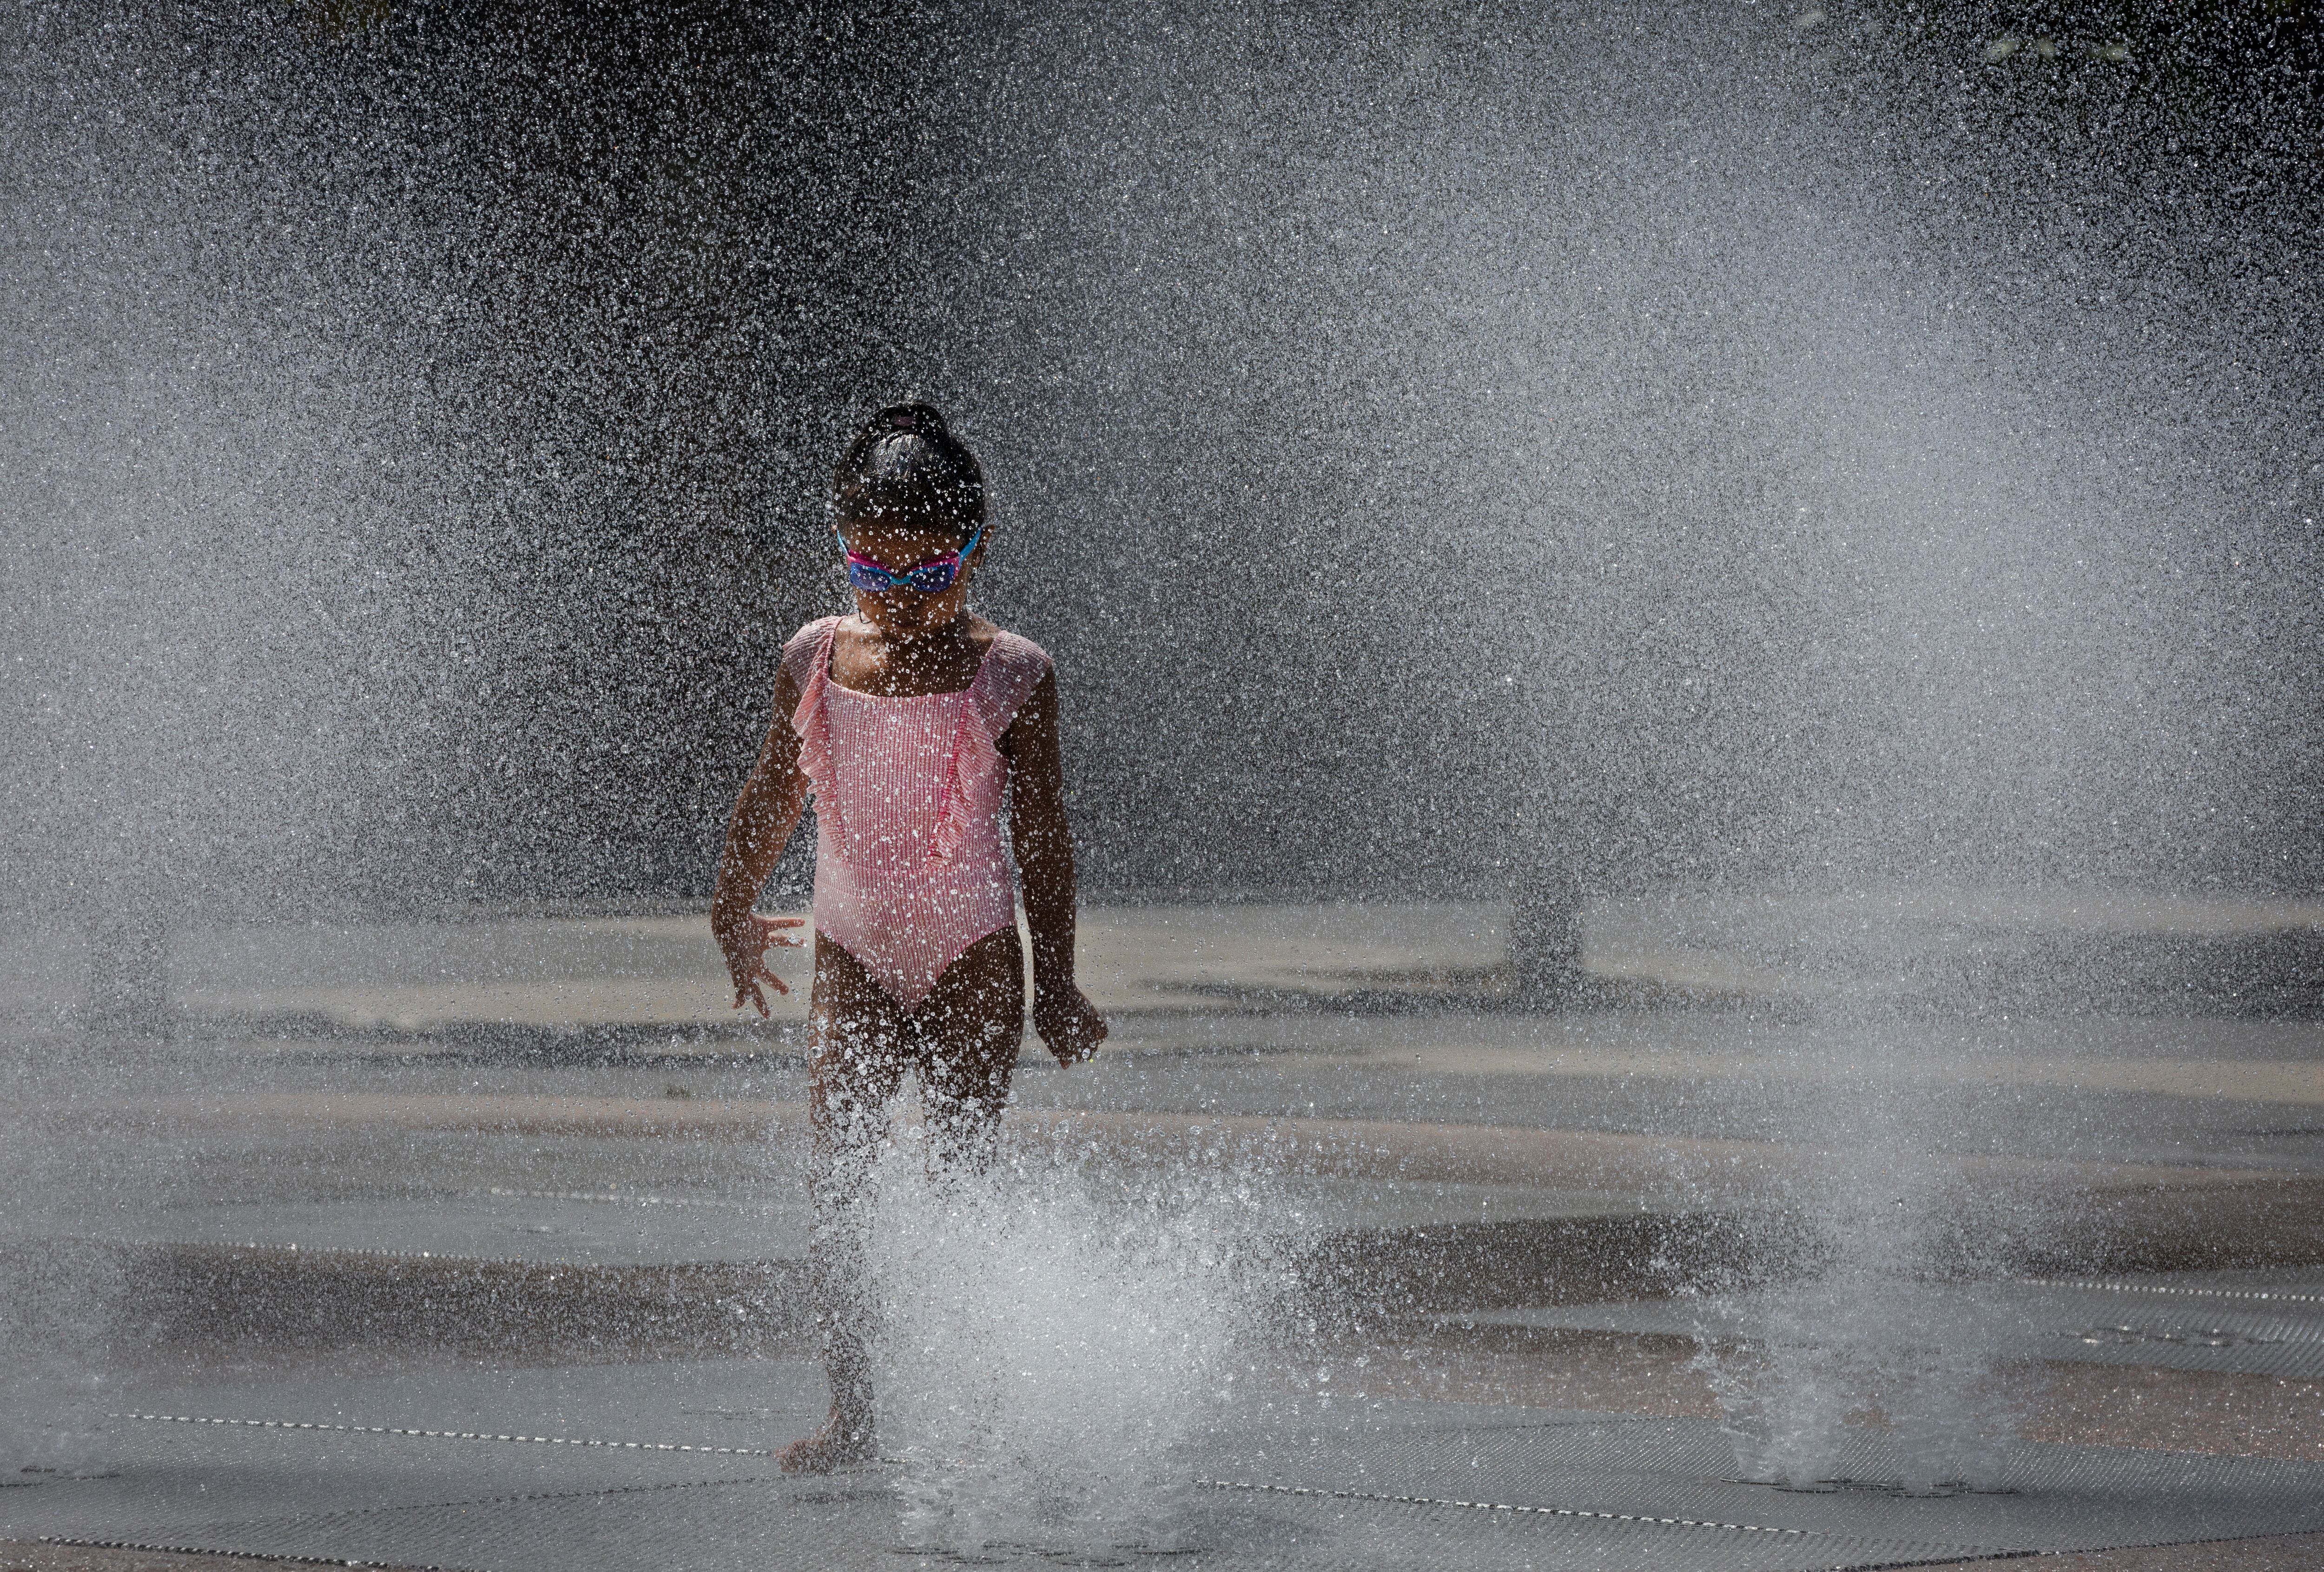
[1787,0,2322,132]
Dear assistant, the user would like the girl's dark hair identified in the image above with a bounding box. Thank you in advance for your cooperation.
[833,401,985,535]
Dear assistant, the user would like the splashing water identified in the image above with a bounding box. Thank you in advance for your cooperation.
[0,1362,111,1480]
[1697,1267,2028,1496]
[1689,1011,2044,1494]
[862,1114,1272,1557]
[0,1240,119,1477]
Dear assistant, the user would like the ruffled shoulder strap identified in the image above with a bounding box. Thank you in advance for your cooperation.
[924,629,1052,868]
[780,616,841,713]
[968,628,1054,745]
[780,616,842,796]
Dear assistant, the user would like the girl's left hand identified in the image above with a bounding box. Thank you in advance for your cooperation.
[1034,985,1108,1066]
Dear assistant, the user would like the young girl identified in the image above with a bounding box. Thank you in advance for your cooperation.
[711,401,1107,1473]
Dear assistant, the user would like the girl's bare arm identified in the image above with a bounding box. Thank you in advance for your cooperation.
[1005,668,1108,1063]
[712,667,809,1016]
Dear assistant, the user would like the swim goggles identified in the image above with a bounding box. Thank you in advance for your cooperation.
[837,521,984,595]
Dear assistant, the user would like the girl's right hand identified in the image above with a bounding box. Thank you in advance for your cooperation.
[718,913,805,1017]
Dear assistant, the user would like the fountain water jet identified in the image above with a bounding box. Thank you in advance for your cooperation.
[863,1117,1275,1556]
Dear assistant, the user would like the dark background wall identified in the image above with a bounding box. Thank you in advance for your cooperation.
[5,0,2319,921]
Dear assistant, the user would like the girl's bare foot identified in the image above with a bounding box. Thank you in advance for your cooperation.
[778,1407,875,1474]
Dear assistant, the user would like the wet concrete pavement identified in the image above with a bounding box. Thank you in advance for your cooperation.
[2,897,2322,1567]
[3,898,2318,1345]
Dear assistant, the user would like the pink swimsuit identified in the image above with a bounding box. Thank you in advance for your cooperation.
[783,615,1052,1010]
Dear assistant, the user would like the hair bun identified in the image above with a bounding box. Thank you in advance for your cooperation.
[835,400,985,531]
[870,401,947,439]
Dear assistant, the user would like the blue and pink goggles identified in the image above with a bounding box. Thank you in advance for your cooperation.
[837,521,984,595]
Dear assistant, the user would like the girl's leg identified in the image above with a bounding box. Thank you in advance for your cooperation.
[912,926,1027,1176]
[783,935,908,1474]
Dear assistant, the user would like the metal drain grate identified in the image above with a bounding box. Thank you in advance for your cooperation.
[1436,1274,2324,1380]
[118,1411,779,1458]
[37,1473,2018,1572]
[41,1532,443,1569]
[1198,1474,1834,1537]
[1216,1405,2324,1555]
[2072,1323,2285,1349]
[7,1361,2321,1572]
[2018,1276,2324,1308]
